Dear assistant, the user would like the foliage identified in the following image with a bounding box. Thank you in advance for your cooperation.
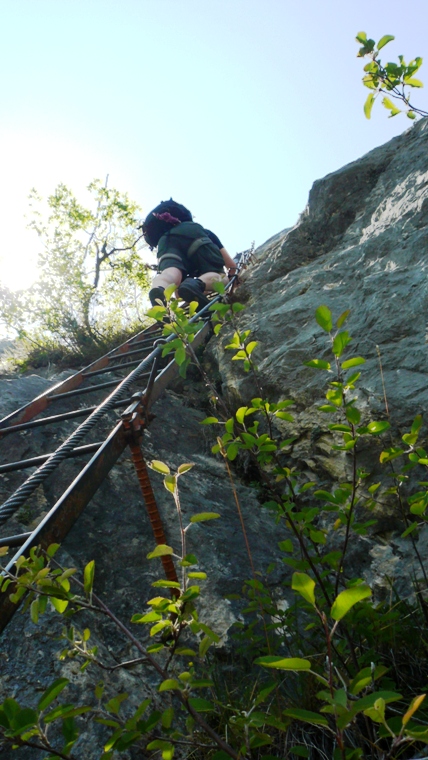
[356,32,427,120]
[0,179,150,365]
[1,294,428,759]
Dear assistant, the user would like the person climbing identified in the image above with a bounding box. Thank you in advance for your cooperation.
[143,199,238,309]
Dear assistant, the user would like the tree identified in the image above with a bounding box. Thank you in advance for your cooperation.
[356,32,427,120]
[0,179,150,361]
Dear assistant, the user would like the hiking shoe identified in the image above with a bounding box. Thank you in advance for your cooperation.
[149,286,166,307]
[177,278,209,309]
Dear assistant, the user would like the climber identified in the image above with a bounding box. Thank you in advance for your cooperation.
[143,200,237,309]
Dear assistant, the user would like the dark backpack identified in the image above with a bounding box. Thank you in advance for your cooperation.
[142,199,193,249]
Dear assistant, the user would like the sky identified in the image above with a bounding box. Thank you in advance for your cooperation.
[0,0,427,290]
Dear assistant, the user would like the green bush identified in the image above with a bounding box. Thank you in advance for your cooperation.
[1,294,428,759]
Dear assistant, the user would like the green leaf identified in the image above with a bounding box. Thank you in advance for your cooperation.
[12,707,38,732]
[83,560,95,597]
[163,474,177,493]
[364,92,376,119]
[232,302,245,313]
[405,727,428,742]
[304,359,331,370]
[292,573,316,606]
[189,512,220,523]
[147,305,167,319]
[246,341,258,355]
[147,739,175,760]
[315,305,333,332]
[188,698,214,712]
[199,636,213,657]
[158,678,180,692]
[30,599,39,624]
[177,462,194,474]
[367,420,390,435]
[151,579,181,588]
[147,544,174,559]
[341,357,365,369]
[356,32,367,43]
[197,622,220,642]
[38,678,69,711]
[382,96,401,116]
[402,693,426,727]
[255,656,311,671]
[380,446,403,463]
[180,553,198,566]
[278,539,293,552]
[411,415,423,434]
[149,460,170,475]
[175,345,186,366]
[212,280,226,294]
[236,406,249,424]
[404,77,423,87]
[47,543,60,558]
[44,704,92,723]
[407,111,417,119]
[401,521,418,538]
[314,490,339,504]
[201,417,219,425]
[336,309,350,328]
[225,418,235,434]
[332,331,351,357]
[346,406,361,425]
[164,283,176,300]
[105,693,128,716]
[131,611,161,624]
[377,34,395,50]
[283,708,328,726]
[331,584,372,621]
[226,443,239,460]
[50,596,69,614]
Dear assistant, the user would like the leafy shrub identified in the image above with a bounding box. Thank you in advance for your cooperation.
[1,293,428,759]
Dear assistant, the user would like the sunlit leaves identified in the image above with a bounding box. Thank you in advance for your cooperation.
[315,305,333,332]
[83,560,95,597]
[342,357,365,370]
[332,331,351,357]
[331,585,372,621]
[304,359,331,370]
[148,459,171,475]
[357,31,426,120]
[147,545,174,560]
[255,656,311,671]
[292,573,316,606]
[38,679,69,711]
[364,92,376,119]
[189,512,220,523]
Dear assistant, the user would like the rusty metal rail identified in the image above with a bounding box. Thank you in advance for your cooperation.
[0,249,254,631]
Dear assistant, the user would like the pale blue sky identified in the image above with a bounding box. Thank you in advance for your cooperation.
[0,0,427,288]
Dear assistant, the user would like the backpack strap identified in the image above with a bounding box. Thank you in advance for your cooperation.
[187,236,214,257]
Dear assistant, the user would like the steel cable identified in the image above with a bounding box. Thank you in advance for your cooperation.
[0,347,162,524]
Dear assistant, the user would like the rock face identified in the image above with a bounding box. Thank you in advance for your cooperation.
[209,117,428,597]
[213,117,428,450]
[1,119,428,758]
